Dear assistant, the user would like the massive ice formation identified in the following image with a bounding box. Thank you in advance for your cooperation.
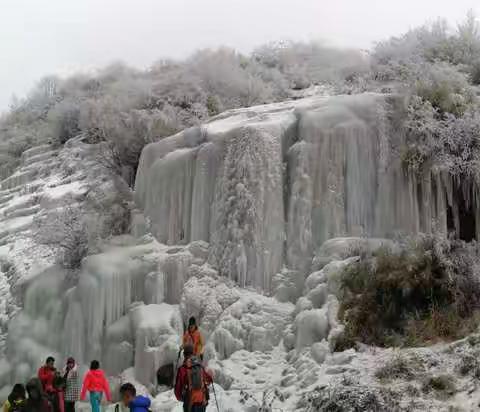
[4,239,202,389]
[135,93,479,294]
[5,92,480,406]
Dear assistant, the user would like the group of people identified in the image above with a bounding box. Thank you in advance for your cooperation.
[3,316,214,412]
[3,359,148,412]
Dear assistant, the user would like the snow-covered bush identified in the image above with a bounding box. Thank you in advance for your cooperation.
[339,235,480,347]
[375,353,424,381]
[47,98,81,146]
[34,203,90,269]
[301,381,400,412]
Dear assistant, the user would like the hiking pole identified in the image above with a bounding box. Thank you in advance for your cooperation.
[211,381,220,412]
[172,348,182,387]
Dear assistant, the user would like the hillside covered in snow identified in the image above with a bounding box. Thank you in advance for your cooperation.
[2,12,480,412]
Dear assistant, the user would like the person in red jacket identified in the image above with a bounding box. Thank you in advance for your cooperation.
[38,357,56,395]
[174,345,213,412]
[38,357,58,412]
[80,361,111,412]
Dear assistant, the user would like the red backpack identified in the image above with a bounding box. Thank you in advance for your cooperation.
[185,358,208,407]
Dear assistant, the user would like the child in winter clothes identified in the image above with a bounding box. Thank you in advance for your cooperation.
[119,383,150,412]
[3,384,26,412]
[80,361,111,412]
[62,358,80,412]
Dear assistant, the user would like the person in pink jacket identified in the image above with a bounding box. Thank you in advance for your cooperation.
[80,361,111,412]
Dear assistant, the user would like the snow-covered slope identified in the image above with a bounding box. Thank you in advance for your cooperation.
[0,137,110,357]
[4,93,480,411]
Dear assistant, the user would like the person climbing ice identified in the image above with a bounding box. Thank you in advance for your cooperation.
[182,317,204,360]
[80,361,111,412]
[174,345,213,412]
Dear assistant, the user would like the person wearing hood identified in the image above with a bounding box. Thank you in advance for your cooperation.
[80,361,111,412]
[182,317,204,360]
[24,378,51,412]
[119,383,150,412]
[62,358,79,412]
[3,383,26,412]
[38,357,56,396]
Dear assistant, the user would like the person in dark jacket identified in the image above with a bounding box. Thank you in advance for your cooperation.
[24,378,51,412]
[174,345,213,412]
[119,383,150,412]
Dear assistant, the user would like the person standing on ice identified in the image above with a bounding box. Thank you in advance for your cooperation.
[175,345,213,412]
[24,378,52,412]
[118,383,150,412]
[80,360,111,412]
[62,358,79,412]
[182,317,204,360]
[38,357,56,396]
[38,357,58,412]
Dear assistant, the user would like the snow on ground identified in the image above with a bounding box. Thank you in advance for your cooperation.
[0,136,104,283]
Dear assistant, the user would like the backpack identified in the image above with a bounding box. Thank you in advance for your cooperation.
[186,357,208,406]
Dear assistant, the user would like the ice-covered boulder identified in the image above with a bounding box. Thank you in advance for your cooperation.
[180,272,294,360]
[180,271,240,335]
[272,268,303,303]
[212,291,294,358]
[312,237,396,270]
[292,257,355,353]
[131,304,182,387]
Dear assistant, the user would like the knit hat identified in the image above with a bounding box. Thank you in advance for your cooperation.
[188,317,196,327]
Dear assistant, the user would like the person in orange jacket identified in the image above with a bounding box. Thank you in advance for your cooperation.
[80,360,111,412]
[182,317,204,360]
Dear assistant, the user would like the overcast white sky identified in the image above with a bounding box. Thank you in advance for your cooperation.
[1,0,479,111]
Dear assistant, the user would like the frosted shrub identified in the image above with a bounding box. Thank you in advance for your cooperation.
[339,235,480,347]
[414,63,475,116]
[47,98,81,146]
[34,203,90,269]
[375,353,424,381]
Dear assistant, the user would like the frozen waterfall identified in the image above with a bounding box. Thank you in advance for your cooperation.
[5,92,480,395]
[135,93,477,291]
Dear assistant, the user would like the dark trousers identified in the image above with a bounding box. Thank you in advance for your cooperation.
[65,401,75,412]
[183,404,206,412]
[47,393,59,412]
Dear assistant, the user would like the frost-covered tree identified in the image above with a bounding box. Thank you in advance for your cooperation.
[34,203,90,269]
